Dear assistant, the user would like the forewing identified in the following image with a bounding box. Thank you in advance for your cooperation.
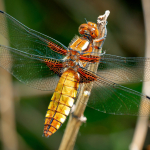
[0,45,65,91]
[0,10,68,59]
[98,54,150,83]
[79,69,150,116]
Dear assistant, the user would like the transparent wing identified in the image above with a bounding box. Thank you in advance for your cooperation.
[0,45,65,91]
[0,10,68,59]
[98,54,150,83]
[80,52,150,84]
[79,68,150,116]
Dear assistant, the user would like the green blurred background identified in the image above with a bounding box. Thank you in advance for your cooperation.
[0,0,149,150]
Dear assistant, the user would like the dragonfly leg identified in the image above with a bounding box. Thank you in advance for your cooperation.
[94,25,107,50]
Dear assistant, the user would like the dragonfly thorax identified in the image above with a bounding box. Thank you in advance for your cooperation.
[64,50,80,70]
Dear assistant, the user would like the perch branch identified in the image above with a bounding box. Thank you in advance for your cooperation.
[130,0,150,149]
[0,1,18,150]
[58,10,110,150]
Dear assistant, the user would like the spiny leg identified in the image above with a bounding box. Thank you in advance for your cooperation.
[94,24,107,50]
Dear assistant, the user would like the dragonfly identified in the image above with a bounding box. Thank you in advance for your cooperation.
[0,10,150,137]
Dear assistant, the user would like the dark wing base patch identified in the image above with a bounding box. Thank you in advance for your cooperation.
[78,67,97,83]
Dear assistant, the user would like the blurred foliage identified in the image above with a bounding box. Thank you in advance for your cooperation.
[0,0,149,150]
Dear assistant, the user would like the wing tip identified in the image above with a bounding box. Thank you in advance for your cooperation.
[146,95,150,100]
[0,10,4,14]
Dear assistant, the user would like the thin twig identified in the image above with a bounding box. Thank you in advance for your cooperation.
[130,0,150,149]
[0,1,18,150]
[58,11,110,150]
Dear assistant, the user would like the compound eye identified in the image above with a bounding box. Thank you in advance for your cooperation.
[78,24,88,35]
[91,32,95,38]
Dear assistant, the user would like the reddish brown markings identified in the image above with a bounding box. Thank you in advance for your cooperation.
[44,59,63,76]
[79,55,100,63]
[78,68,97,83]
[48,41,67,55]
[46,61,63,68]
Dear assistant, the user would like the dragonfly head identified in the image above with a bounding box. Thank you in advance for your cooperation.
[79,22,99,40]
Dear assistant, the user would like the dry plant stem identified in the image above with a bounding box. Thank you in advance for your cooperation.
[130,0,150,150]
[0,1,18,150]
[58,11,110,150]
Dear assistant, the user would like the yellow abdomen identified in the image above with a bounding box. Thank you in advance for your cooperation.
[43,69,79,137]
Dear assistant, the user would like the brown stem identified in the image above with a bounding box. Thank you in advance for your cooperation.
[58,11,110,150]
[0,1,18,150]
[130,0,150,149]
